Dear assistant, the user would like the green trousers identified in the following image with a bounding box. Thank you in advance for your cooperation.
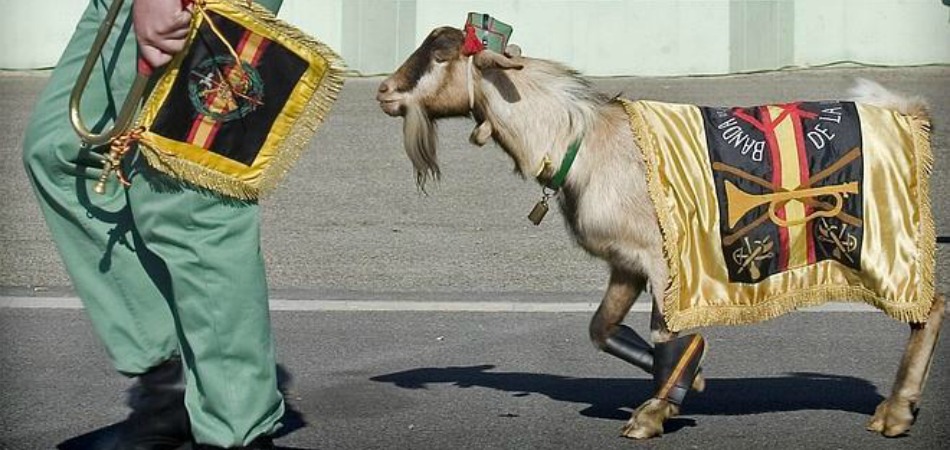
[22,0,285,446]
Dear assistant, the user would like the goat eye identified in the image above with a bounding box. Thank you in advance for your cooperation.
[432,49,455,64]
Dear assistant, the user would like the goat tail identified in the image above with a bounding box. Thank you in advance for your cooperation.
[849,79,943,245]
[849,78,930,119]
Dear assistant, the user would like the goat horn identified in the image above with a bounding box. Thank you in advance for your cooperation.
[470,121,493,146]
[474,51,524,70]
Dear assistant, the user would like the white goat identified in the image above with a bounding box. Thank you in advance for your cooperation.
[376,26,944,439]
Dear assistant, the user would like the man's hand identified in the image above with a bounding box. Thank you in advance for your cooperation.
[133,0,193,69]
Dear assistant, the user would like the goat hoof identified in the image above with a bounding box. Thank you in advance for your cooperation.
[867,398,916,437]
[691,372,706,392]
[621,398,677,440]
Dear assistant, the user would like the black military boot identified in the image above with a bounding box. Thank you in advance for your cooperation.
[193,435,275,450]
[114,356,192,450]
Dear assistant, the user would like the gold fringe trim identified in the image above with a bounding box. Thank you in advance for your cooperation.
[908,111,936,323]
[621,100,937,332]
[667,285,933,331]
[137,0,346,200]
[138,136,261,199]
[620,99,683,325]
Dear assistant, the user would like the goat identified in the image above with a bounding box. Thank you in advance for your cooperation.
[376,26,944,439]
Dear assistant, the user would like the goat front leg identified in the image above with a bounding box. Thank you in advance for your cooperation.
[622,296,706,440]
[589,268,649,370]
[867,294,945,437]
[590,269,708,389]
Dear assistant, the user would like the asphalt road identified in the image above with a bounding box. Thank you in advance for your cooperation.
[2,310,948,449]
[1,66,949,449]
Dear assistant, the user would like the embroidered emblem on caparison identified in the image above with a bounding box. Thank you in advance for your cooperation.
[701,102,865,283]
[732,236,775,281]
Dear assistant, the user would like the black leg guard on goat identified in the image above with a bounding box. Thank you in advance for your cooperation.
[604,325,655,374]
[653,334,706,405]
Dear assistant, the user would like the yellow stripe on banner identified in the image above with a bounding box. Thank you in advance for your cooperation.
[243,32,265,62]
[192,116,217,148]
[769,106,808,268]
[191,32,266,148]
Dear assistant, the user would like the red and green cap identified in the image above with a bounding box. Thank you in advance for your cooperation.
[462,12,513,56]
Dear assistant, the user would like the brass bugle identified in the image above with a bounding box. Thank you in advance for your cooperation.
[69,0,151,148]
[726,180,859,228]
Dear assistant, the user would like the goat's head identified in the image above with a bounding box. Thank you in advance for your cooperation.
[377,26,523,187]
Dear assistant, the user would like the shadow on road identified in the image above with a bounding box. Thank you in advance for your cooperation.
[370,364,885,422]
[56,365,309,450]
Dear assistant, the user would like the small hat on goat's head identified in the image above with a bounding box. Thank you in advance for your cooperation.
[463,12,513,55]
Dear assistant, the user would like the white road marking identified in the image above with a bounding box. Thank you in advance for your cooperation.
[0,296,879,313]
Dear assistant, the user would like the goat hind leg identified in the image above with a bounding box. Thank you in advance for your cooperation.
[868,294,945,437]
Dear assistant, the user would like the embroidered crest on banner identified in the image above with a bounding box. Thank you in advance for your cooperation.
[700,102,864,283]
[149,10,310,167]
[188,56,265,122]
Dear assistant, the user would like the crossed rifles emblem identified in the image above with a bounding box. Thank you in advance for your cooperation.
[713,105,864,280]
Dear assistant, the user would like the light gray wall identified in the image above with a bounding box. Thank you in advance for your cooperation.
[1,0,89,69]
[793,0,950,67]
[413,0,735,76]
[730,0,795,72]
[341,0,417,75]
[2,0,948,76]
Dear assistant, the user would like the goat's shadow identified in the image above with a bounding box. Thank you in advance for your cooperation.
[371,364,884,429]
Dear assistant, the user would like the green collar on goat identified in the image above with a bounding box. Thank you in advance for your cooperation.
[528,137,582,226]
[543,137,582,191]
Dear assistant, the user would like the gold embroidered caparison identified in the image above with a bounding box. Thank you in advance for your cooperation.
[622,99,935,332]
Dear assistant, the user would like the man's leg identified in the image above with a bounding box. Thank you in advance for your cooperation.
[26,0,287,446]
[128,0,286,446]
[128,167,283,447]
[23,2,190,448]
[22,0,179,376]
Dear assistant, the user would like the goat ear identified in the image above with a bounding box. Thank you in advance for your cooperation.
[473,50,523,71]
[469,121,493,146]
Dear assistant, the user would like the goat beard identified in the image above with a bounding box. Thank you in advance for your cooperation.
[403,102,440,188]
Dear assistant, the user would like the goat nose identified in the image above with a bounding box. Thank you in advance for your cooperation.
[378,82,391,94]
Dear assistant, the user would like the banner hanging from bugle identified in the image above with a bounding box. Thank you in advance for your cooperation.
[72,0,346,199]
